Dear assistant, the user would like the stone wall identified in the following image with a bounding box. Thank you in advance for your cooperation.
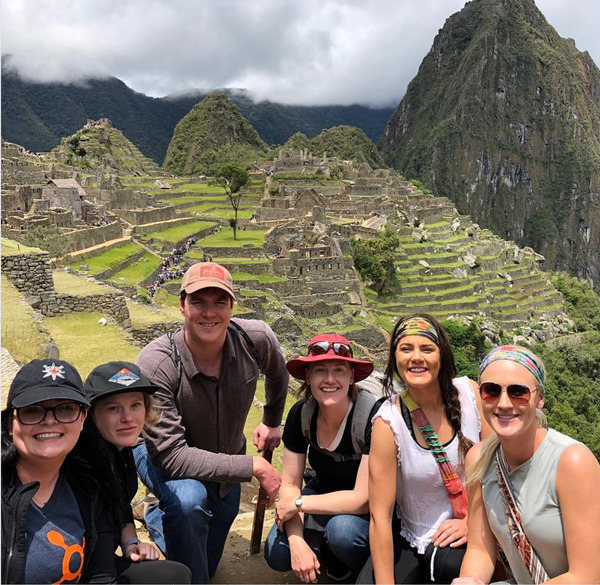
[60,222,123,253]
[1,251,130,324]
[53,292,130,325]
[130,321,181,347]
[132,217,200,238]
[113,206,180,225]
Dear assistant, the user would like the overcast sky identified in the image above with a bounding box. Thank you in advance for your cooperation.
[2,0,599,107]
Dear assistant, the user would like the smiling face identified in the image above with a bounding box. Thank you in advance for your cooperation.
[305,360,354,409]
[10,399,86,465]
[394,334,441,389]
[180,287,233,348]
[479,360,544,441]
[92,391,146,450]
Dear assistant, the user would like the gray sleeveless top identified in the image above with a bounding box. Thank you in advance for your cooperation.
[482,429,579,584]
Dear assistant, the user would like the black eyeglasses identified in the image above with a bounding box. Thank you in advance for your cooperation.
[479,382,535,404]
[308,341,353,358]
[16,402,84,425]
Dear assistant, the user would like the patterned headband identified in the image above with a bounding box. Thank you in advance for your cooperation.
[394,317,440,346]
[479,346,545,393]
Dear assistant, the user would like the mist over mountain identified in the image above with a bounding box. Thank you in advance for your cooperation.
[1,59,394,164]
[379,0,600,287]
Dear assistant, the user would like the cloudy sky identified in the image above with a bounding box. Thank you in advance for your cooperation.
[2,0,599,107]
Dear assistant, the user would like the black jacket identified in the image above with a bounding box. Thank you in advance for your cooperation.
[1,457,117,584]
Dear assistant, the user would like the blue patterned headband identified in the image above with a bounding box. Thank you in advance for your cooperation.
[394,317,439,346]
[479,346,545,393]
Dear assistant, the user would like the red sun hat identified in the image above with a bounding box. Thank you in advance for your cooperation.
[286,333,374,382]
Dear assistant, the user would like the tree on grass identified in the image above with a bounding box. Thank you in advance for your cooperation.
[214,165,250,240]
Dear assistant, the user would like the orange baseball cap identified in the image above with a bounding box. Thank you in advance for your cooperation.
[180,262,235,299]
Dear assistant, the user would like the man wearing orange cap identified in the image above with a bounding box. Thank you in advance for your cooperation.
[133,262,289,583]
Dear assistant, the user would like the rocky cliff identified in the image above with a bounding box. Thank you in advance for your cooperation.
[379,0,600,288]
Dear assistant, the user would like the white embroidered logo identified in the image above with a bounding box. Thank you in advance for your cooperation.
[42,363,65,381]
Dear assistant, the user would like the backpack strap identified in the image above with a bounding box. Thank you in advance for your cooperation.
[229,319,260,366]
[167,330,183,396]
[350,389,385,454]
[167,321,260,398]
[299,390,383,463]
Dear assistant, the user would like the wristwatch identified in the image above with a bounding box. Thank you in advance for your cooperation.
[294,497,304,511]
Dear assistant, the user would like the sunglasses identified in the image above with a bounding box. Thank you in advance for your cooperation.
[479,382,535,404]
[308,341,353,358]
[15,402,84,425]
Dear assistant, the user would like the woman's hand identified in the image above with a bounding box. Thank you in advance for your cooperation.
[275,497,300,529]
[432,517,468,548]
[289,537,321,583]
[451,577,485,584]
[124,541,161,562]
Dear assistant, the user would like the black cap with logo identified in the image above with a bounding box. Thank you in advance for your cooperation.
[8,359,90,408]
[84,361,157,403]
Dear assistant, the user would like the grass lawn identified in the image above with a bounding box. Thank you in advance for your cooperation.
[148,183,227,195]
[53,272,117,295]
[199,207,256,220]
[211,256,271,264]
[1,237,43,256]
[127,300,182,328]
[1,275,49,367]
[110,253,161,285]
[43,312,139,379]
[67,242,144,274]
[232,272,286,283]
[243,382,299,474]
[199,229,266,248]
[141,221,217,243]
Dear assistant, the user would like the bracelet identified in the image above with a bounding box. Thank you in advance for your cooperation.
[121,538,139,551]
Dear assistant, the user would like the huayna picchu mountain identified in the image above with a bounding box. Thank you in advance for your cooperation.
[163,92,270,175]
[379,0,600,289]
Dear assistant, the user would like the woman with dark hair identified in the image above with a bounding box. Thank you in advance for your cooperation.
[359,314,492,584]
[75,361,191,584]
[1,359,116,584]
[264,333,379,584]
[453,346,600,584]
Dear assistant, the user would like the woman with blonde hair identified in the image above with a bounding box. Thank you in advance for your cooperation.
[454,346,600,584]
[75,361,191,584]
[360,314,492,584]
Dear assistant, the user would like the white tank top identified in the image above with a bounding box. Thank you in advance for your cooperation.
[374,376,481,553]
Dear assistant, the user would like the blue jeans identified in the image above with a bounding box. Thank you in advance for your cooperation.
[133,444,241,584]
[263,484,370,574]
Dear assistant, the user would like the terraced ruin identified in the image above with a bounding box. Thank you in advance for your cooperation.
[1,120,574,376]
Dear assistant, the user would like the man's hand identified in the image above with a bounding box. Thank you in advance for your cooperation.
[253,422,281,452]
[252,455,281,507]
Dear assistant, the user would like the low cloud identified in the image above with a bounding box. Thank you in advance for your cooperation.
[2,0,598,106]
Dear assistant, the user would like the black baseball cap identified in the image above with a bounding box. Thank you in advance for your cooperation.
[84,361,157,402]
[8,359,90,408]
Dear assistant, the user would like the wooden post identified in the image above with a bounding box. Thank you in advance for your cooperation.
[249,449,273,555]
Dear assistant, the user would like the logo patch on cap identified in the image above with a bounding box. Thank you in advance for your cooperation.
[108,368,140,387]
[42,363,65,381]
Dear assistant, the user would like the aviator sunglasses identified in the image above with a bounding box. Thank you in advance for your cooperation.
[308,341,353,358]
[479,382,536,404]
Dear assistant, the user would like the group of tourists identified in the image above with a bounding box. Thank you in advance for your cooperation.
[145,236,199,296]
[2,260,599,584]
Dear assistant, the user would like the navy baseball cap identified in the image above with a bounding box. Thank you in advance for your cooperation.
[8,359,90,408]
[84,361,157,402]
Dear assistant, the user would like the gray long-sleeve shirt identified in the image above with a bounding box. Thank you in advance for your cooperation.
[136,318,289,496]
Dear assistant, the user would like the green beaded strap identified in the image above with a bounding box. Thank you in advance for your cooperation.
[401,391,468,519]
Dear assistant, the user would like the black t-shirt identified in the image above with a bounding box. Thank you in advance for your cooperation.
[283,399,369,493]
